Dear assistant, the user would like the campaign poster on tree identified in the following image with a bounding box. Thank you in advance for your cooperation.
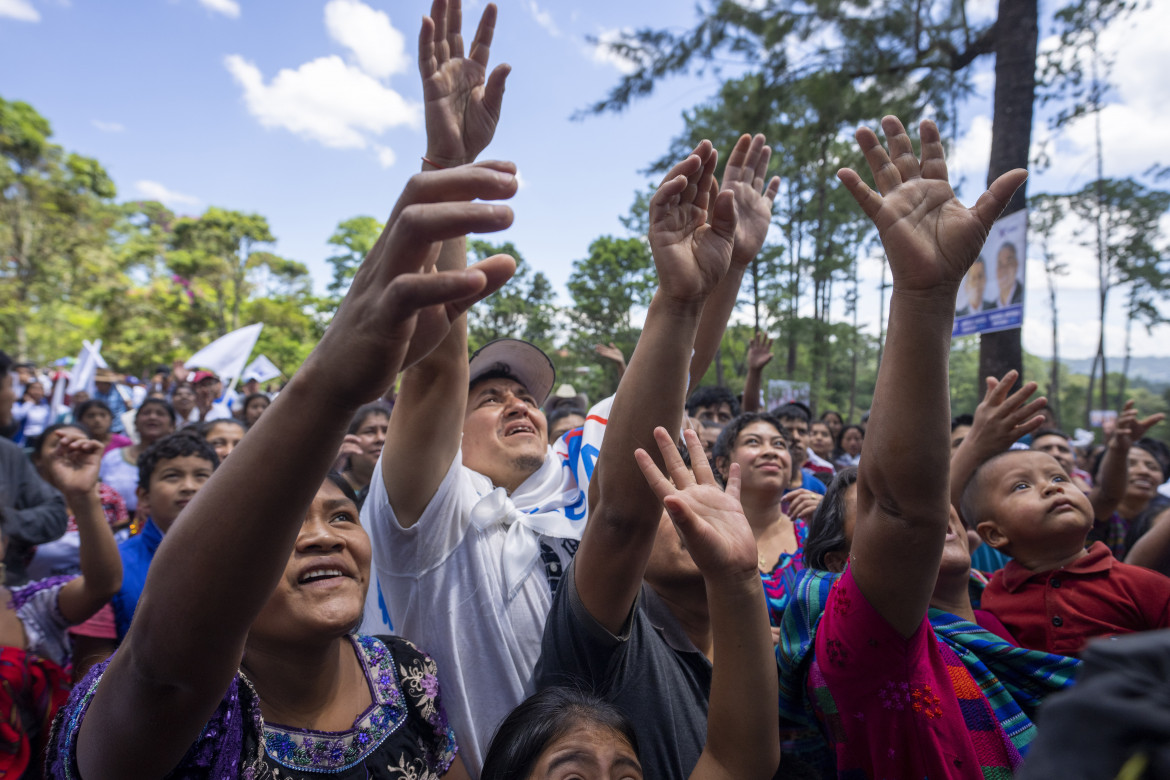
[952,208,1026,337]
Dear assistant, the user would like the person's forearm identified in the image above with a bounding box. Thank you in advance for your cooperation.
[1089,438,1129,520]
[692,574,779,780]
[71,488,122,603]
[862,290,955,520]
[687,266,745,395]
[741,364,762,413]
[1125,508,1170,571]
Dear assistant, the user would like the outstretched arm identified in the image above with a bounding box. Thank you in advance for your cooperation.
[76,165,518,780]
[636,428,778,780]
[844,117,1026,638]
[1089,401,1164,520]
[576,141,737,634]
[740,331,773,413]
[688,133,779,393]
[949,371,1047,512]
[44,433,122,625]
[383,0,511,528]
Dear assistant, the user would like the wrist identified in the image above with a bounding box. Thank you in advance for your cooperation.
[422,150,471,170]
[649,291,706,320]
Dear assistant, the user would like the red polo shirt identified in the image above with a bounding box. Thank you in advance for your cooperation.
[981,542,1170,657]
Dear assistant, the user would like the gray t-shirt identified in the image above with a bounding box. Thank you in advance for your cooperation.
[535,560,712,780]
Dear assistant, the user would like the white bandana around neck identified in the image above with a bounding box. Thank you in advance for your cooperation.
[468,395,613,600]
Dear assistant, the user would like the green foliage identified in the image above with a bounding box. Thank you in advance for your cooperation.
[325,216,383,297]
[466,239,559,352]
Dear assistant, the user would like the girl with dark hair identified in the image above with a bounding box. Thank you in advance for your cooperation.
[99,397,177,516]
[819,410,844,442]
[75,399,131,454]
[711,412,815,626]
[833,424,863,470]
[201,417,246,462]
[170,382,197,426]
[337,403,390,506]
[242,392,271,427]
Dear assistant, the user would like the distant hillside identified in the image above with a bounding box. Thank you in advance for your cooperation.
[1061,356,1170,385]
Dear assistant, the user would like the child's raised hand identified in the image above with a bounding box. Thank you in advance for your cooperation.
[634,427,758,584]
[838,117,1026,294]
[1111,400,1165,449]
[46,431,103,498]
[965,370,1048,455]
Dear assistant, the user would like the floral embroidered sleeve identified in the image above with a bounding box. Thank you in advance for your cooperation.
[388,636,459,775]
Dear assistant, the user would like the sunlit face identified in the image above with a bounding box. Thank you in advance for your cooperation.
[821,412,843,440]
[249,479,371,644]
[245,396,270,426]
[841,428,864,457]
[137,454,215,531]
[1031,434,1075,475]
[526,722,643,780]
[135,402,175,443]
[205,421,244,462]
[1126,448,1164,505]
[80,406,112,438]
[809,422,834,459]
[977,452,1093,555]
[721,420,791,493]
[462,377,548,482]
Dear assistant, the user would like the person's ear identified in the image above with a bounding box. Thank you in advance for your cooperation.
[824,549,848,573]
[137,486,150,517]
[977,520,1009,551]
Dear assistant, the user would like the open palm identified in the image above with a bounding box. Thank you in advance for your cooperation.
[838,117,1027,291]
[421,0,509,167]
[722,133,780,267]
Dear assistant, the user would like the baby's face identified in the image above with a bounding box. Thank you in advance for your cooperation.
[980,451,1093,554]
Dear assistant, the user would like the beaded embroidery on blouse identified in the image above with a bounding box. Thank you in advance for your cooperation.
[261,634,409,772]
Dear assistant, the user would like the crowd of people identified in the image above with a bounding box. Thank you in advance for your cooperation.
[2,1,1170,778]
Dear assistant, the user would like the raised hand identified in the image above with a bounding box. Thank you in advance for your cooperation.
[785,488,823,522]
[420,0,509,168]
[594,342,625,369]
[722,133,780,267]
[45,431,103,499]
[648,141,738,306]
[635,427,758,583]
[317,162,518,404]
[331,434,364,473]
[838,117,1026,292]
[1111,400,1164,450]
[968,370,1048,454]
[747,331,774,371]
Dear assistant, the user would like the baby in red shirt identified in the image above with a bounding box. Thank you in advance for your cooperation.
[962,450,1170,656]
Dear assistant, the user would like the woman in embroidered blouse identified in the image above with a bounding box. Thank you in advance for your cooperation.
[1,431,123,778]
[712,412,819,627]
[46,4,518,773]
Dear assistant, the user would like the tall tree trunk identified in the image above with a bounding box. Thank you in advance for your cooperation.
[848,257,859,422]
[978,0,1037,397]
[1116,287,1135,407]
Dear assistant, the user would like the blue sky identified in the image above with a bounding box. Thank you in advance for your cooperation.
[2,0,1168,361]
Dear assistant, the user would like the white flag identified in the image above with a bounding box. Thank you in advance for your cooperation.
[185,323,263,393]
[242,354,282,384]
[67,340,105,395]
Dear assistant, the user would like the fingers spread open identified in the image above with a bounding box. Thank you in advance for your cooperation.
[988,370,1019,403]
[382,269,489,318]
[855,125,900,195]
[681,429,716,486]
[469,2,497,67]
[725,133,752,177]
[753,139,772,191]
[837,168,883,222]
[635,447,675,506]
[418,16,437,79]
[431,0,449,61]
[447,0,464,58]
[881,116,921,184]
[652,426,694,490]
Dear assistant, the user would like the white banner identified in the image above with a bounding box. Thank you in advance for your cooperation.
[242,354,282,384]
[185,323,263,393]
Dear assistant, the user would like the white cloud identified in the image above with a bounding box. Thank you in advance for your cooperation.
[587,28,639,75]
[324,0,408,79]
[0,0,39,22]
[526,0,559,37]
[136,180,201,208]
[92,120,125,133]
[372,144,396,169]
[224,53,419,149]
[198,0,239,18]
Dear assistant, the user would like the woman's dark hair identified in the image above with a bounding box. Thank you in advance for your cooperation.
[548,405,586,428]
[135,397,176,425]
[820,409,843,426]
[1132,438,1170,482]
[804,467,859,571]
[75,398,112,421]
[712,412,790,469]
[835,424,865,450]
[346,402,390,435]
[138,430,219,491]
[199,417,246,437]
[243,393,270,410]
[325,470,361,507]
[28,422,92,460]
[685,385,741,419]
[481,687,639,780]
